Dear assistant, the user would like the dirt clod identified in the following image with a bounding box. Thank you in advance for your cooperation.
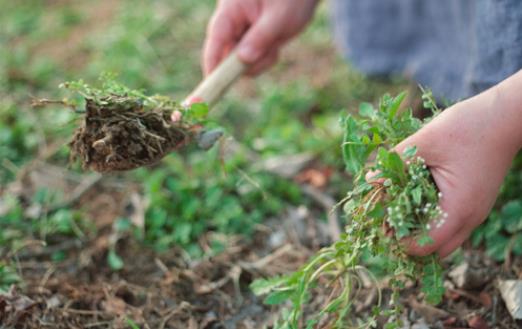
[70,96,193,172]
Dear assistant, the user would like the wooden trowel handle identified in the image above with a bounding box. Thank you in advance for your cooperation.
[188,51,246,108]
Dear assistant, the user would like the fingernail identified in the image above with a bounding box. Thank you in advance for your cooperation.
[171,110,182,122]
[238,45,261,62]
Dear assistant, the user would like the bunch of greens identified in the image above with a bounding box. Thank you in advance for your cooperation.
[252,91,445,328]
[58,73,210,124]
[38,74,215,172]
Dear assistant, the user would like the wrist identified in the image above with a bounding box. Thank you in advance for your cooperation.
[477,71,522,154]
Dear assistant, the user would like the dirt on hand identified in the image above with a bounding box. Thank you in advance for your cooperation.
[69,96,193,172]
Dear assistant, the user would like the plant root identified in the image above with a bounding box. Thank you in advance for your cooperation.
[70,96,193,172]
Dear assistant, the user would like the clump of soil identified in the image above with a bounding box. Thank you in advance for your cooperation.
[70,96,193,172]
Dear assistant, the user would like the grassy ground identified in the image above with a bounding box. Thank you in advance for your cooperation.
[2,1,521,328]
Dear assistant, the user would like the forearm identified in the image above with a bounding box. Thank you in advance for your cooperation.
[481,70,522,153]
[448,71,522,156]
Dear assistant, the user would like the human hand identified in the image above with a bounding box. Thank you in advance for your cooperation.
[203,0,319,76]
[394,87,522,258]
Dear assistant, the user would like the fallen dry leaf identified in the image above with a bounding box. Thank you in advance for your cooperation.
[478,291,492,309]
[407,296,450,323]
[467,315,489,329]
[295,167,333,188]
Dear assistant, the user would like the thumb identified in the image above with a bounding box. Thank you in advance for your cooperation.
[237,14,282,64]
[393,130,437,165]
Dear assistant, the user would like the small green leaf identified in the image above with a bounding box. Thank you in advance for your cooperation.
[417,235,434,246]
[395,225,411,239]
[264,289,293,305]
[387,152,405,175]
[368,203,385,219]
[188,102,209,119]
[500,201,522,233]
[250,276,287,295]
[421,261,444,304]
[323,298,343,313]
[359,102,375,118]
[411,187,422,205]
[342,116,367,174]
[343,199,357,214]
[51,251,66,262]
[403,146,417,158]
[126,318,140,329]
[372,132,383,145]
[384,323,400,329]
[485,234,509,261]
[114,217,132,232]
[388,91,406,119]
[305,319,319,329]
[107,249,124,271]
[512,237,522,256]
[470,227,485,247]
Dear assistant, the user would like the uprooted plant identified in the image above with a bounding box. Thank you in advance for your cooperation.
[33,74,218,172]
[252,91,445,328]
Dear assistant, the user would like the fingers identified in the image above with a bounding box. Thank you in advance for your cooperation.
[437,228,469,258]
[237,13,282,66]
[171,110,183,123]
[203,6,246,76]
[204,1,285,76]
[405,189,471,257]
[404,211,461,257]
[394,132,436,164]
[183,96,204,106]
[391,129,463,256]
[246,47,279,76]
